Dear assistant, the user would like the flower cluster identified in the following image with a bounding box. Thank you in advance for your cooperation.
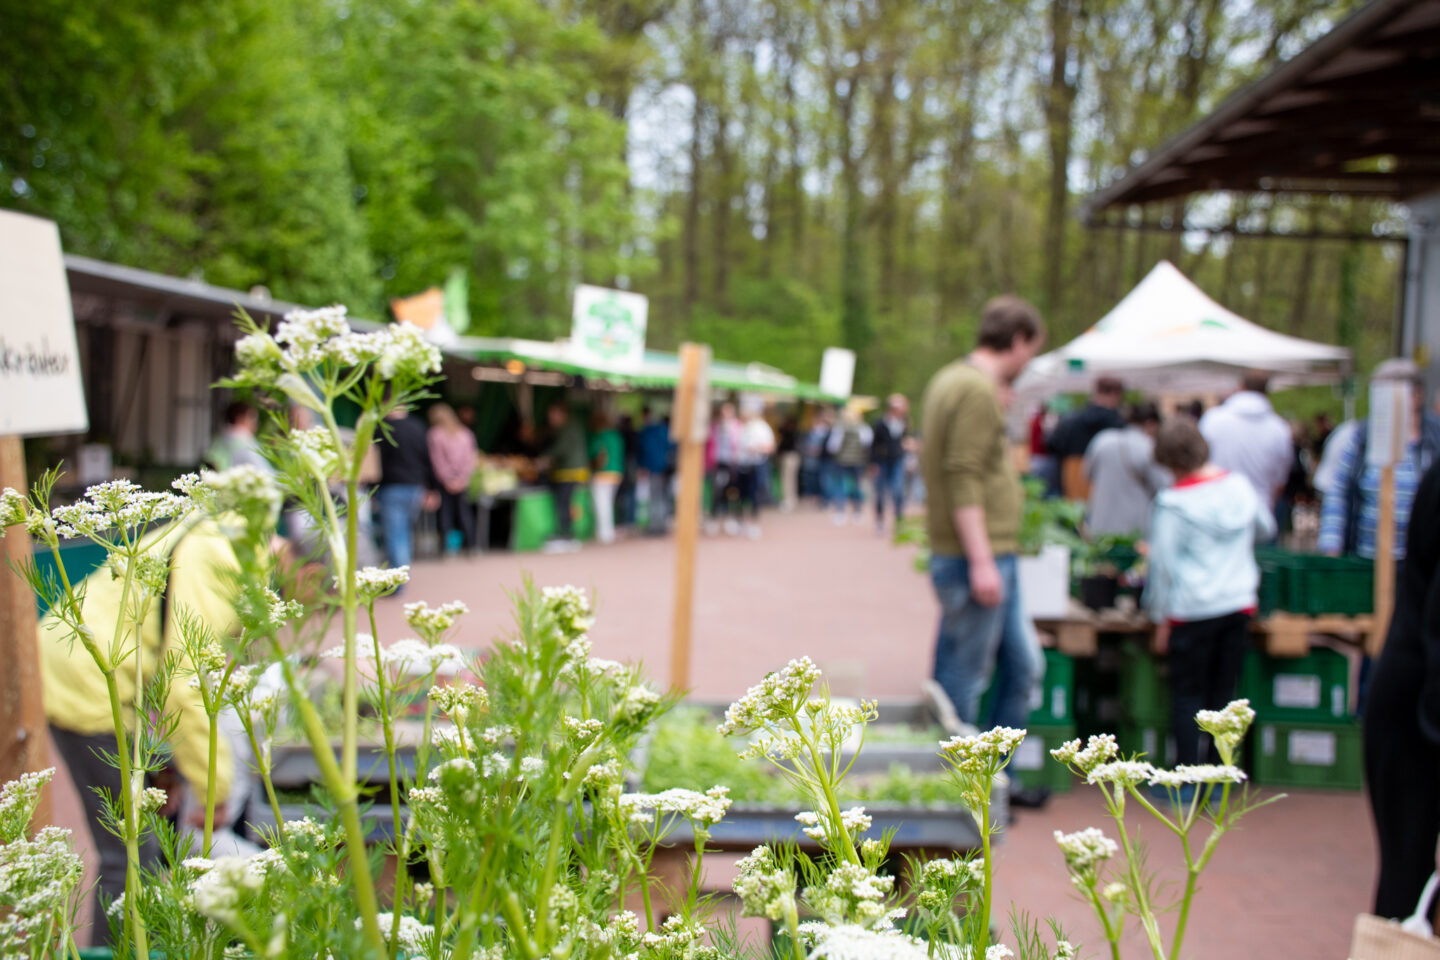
[804,861,896,927]
[717,657,823,736]
[915,856,983,912]
[1148,765,1248,787]
[807,924,931,960]
[368,913,437,953]
[1049,734,1120,774]
[233,306,441,391]
[0,769,54,841]
[173,466,282,526]
[939,727,1027,773]
[1195,699,1256,763]
[796,806,872,844]
[431,682,487,725]
[45,479,195,543]
[733,845,796,921]
[289,426,342,478]
[0,819,84,951]
[620,786,732,828]
[404,600,469,643]
[321,637,466,675]
[139,787,169,815]
[0,487,26,534]
[542,585,594,638]
[1054,828,1117,885]
[190,852,278,924]
[1085,760,1158,787]
[352,565,410,600]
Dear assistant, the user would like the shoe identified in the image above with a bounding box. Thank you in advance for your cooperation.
[832,512,846,526]
[745,523,762,540]
[1009,785,1052,809]
[704,521,720,536]
[723,519,740,536]
[541,540,568,555]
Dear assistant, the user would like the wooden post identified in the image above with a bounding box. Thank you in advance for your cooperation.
[1371,464,1397,655]
[669,344,711,692]
[0,434,48,822]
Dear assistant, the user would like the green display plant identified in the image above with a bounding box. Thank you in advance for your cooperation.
[0,306,1277,960]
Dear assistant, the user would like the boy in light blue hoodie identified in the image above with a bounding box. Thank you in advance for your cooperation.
[1147,418,1276,767]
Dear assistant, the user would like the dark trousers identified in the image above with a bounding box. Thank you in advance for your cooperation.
[1365,644,1440,919]
[551,481,577,540]
[438,489,476,551]
[51,725,160,947]
[1167,612,1250,766]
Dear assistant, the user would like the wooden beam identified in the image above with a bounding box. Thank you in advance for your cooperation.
[0,435,48,822]
[668,344,711,692]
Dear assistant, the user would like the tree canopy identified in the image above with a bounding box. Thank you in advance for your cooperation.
[0,0,1398,403]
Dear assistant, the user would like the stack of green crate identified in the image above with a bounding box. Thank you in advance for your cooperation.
[982,648,1076,792]
[1115,641,1175,767]
[1239,648,1363,789]
[1256,549,1373,617]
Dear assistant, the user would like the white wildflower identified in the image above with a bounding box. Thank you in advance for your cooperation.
[718,657,823,736]
[351,565,410,599]
[0,487,26,531]
[275,305,351,368]
[1056,940,1078,960]
[939,727,1027,774]
[1051,733,1120,773]
[808,924,930,960]
[139,787,168,814]
[1195,700,1256,761]
[1102,881,1128,903]
[290,426,341,478]
[620,786,732,827]
[364,913,434,952]
[542,585,595,637]
[191,854,266,924]
[805,861,897,927]
[404,600,469,641]
[1055,827,1118,886]
[377,321,443,380]
[795,807,871,843]
[1086,760,1158,786]
[733,845,796,921]
[519,756,545,780]
[1148,765,1248,787]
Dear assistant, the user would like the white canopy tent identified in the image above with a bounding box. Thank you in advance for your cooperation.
[1014,261,1352,401]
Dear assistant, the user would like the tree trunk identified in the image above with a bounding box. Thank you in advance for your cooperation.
[1042,0,1081,325]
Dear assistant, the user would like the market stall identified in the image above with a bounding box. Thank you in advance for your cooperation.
[445,335,841,552]
[1013,260,1352,402]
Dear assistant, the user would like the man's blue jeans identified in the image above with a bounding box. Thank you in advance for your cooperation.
[930,553,1043,730]
[874,459,906,526]
[378,484,425,569]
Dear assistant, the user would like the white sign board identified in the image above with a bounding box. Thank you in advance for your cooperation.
[1367,378,1411,468]
[572,284,648,368]
[0,211,87,437]
[820,347,856,399]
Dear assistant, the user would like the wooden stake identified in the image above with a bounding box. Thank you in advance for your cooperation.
[0,434,49,822]
[1371,463,1397,655]
[669,344,710,692]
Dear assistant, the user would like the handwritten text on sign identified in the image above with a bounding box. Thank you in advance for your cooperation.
[0,211,88,437]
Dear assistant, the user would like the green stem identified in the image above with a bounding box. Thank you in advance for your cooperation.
[203,714,219,857]
[276,652,386,955]
[979,798,993,952]
[1086,885,1123,960]
[800,727,860,866]
[367,616,405,960]
[243,722,285,840]
[784,900,806,960]
[686,832,706,913]
[1108,791,1166,960]
[103,669,148,960]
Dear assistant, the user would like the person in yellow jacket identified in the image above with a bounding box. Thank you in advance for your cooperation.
[41,517,241,943]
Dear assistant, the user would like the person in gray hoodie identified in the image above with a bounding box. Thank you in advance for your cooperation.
[1198,371,1293,512]
[1147,419,1276,770]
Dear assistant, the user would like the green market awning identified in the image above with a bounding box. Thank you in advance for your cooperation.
[451,336,841,402]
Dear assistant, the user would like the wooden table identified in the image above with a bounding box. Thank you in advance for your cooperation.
[1251,613,1375,658]
[1034,599,1152,657]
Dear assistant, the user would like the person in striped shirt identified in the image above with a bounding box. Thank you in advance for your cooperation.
[1318,360,1440,559]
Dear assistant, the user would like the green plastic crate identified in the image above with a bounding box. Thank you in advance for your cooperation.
[980,648,1076,726]
[1239,648,1351,723]
[1255,550,1373,617]
[1118,642,1170,724]
[1116,717,1177,767]
[512,488,596,552]
[1252,720,1363,790]
[1007,721,1076,793]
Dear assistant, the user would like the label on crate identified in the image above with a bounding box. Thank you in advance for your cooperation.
[1012,737,1045,771]
[1288,730,1338,766]
[1273,674,1322,710]
[1331,684,1346,718]
[1051,687,1067,721]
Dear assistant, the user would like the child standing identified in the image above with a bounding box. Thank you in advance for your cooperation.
[1147,419,1276,767]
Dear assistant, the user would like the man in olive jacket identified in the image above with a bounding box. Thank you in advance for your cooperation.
[920,296,1045,730]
